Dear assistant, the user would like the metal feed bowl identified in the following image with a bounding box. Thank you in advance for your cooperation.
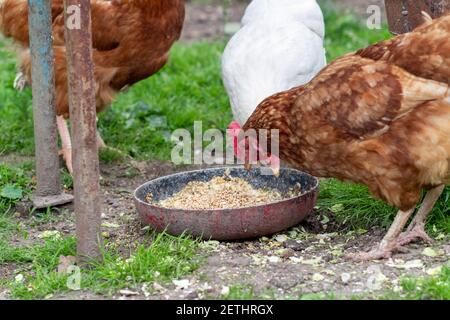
[134,166,319,240]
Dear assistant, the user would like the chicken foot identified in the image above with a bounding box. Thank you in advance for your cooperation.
[96,131,107,149]
[13,72,28,91]
[348,185,445,261]
[397,185,445,246]
[347,208,415,261]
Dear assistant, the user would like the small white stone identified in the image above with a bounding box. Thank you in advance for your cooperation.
[403,259,424,269]
[173,279,190,290]
[15,274,24,283]
[422,247,441,257]
[268,256,281,263]
[312,273,325,282]
[220,286,230,296]
[426,266,443,276]
[153,282,166,292]
[341,273,351,284]
[275,234,288,242]
[366,272,387,291]
[119,289,139,296]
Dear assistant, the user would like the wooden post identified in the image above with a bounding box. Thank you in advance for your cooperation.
[385,0,450,34]
[28,0,73,209]
[64,0,102,263]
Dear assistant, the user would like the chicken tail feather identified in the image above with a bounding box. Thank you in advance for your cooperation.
[392,66,450,102]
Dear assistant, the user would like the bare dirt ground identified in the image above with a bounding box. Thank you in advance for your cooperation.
[1,159,449,300]
[181,1,247,42]
[333,0,386,16]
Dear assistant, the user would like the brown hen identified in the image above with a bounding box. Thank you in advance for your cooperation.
[242,52,450,261]
[1,0,185,173]
[352,11,450,249]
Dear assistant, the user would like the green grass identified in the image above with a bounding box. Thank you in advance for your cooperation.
[319,179,450,234]
[0,162,46,258]
[399,266,450,300]
[318,179,396,230]
[0,162,200,299]
[0,40,34,156]
[320,1,392,61]
[98,42,231,160]
[86,232,201,295]
[385,266,450,300]
[98,147,128,164]
[299,271,450,300]
[0,41,231,160]
[5,232,200,299]
[7,236,77,299]
[0,162,34,215]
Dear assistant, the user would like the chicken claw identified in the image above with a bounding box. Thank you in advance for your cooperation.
[397,185,443,246]
[346,248,394,262]
[13,72,28,91]
[346,243,409,262]
[346,208,416,261]
[397,225,434,246]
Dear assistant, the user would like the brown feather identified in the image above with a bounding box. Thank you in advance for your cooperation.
[357,13,450,85]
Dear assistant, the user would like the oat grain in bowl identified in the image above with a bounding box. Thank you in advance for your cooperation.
[145,175,302,210]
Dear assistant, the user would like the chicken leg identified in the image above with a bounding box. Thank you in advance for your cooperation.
[56,116,73,175]
[347,208,415,261]
[397,185,445,246]
[56,116,106,175]
[96,131,106,149]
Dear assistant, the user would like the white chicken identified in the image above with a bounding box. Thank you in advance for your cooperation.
[222,0,326,125]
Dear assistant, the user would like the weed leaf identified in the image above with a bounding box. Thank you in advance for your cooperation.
[0,184,23,200]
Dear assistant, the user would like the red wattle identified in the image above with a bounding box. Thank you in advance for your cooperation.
[227,121,242,157]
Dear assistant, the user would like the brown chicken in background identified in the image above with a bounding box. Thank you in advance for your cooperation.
[241,15,450,260]
[0,0,185,173]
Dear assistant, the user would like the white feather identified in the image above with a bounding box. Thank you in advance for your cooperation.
[222,0,326,125]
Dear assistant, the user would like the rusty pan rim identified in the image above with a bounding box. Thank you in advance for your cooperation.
[133,166,319,212]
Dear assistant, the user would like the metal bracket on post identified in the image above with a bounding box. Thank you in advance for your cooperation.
[28,0,74,209]
[64,0,102,263]
[385,0,450,34]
